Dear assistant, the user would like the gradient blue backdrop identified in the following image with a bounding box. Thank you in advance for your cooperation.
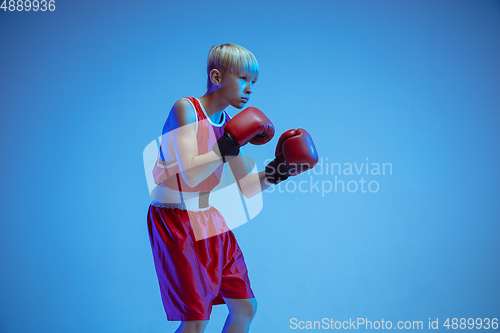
[1,0,499,332]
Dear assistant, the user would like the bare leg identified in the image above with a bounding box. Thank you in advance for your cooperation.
[221,298,257,333]
[175,320,209,333]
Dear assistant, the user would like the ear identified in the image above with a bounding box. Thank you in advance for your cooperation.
[209,69,222,86]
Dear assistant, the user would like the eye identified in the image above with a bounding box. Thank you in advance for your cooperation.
[240,76,247,80]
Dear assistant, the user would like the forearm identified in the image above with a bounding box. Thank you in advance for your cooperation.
[181,150,223,187]
[238,170,271,198]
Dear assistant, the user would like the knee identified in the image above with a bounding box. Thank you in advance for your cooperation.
[235,298,258,321]
[245,298,257,320]
[177,320,208,333]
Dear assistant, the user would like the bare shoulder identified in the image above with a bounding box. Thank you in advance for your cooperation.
[169,98,197,129]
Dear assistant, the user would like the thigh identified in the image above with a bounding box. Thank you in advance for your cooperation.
[148,206,219,321]
[218,232,255,300]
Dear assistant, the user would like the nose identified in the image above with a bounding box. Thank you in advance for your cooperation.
[245,82,253,94]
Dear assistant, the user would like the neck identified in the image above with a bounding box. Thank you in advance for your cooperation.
[198,90,229,117]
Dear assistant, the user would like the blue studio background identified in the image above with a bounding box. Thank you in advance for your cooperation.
[1,0,499,332]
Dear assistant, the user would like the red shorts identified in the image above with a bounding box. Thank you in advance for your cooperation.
[147,204,255,321]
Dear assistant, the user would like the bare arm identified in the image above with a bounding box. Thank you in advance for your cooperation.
[228,151,271,198]
[170,99,223,187]
[239,170,272,198]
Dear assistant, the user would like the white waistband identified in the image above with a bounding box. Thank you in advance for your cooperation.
[150,186,211,211]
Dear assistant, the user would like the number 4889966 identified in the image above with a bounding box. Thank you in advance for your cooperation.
[1,0,56,11]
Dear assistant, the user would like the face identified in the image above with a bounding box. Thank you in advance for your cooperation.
[219,71,256,109]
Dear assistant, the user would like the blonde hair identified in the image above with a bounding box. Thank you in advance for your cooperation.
[207,43,259,88]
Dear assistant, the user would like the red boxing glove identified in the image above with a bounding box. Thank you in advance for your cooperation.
[225,107,275,145]
[279,128,319,175]
[214,107,275,162]
[265,128,318,184]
